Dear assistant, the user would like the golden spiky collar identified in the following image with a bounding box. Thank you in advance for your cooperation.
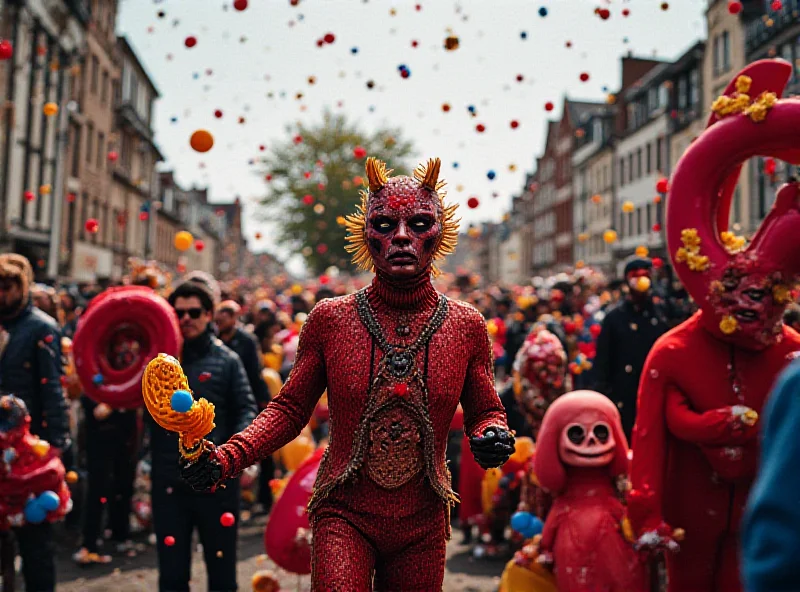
[344,157,460,277]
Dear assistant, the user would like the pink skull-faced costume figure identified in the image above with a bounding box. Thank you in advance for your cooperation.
[533,391,647,592]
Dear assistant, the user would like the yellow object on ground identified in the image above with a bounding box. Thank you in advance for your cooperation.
[482,468,502,515]
[498,559,558,592]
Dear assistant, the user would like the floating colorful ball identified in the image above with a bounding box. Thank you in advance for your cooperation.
[174,231,193,251]
[190,129,214,153]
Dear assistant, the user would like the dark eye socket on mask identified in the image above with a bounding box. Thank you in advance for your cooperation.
[592,423,610,443]
[408,215,434,232]
[743,289,767,302]
[372,216,397,233]
[566,424,585,444]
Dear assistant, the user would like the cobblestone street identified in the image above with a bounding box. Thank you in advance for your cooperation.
[46,516,505,592]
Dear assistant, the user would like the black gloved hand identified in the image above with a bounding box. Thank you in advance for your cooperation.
[469,426,515,469]
[179,446,224,492]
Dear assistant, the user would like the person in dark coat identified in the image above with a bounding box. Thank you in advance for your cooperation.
[591,257,669,440]
[215,300,274,514]
[149,272,257,592]
[0,254,68,592]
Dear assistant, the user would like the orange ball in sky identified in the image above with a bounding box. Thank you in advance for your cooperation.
[190,130,214,153]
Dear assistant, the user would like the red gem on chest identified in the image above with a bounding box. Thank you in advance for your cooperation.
[393,383,409,397]
[199,372,212,382]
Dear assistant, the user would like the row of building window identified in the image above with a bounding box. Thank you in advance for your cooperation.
[619,137,667,187]
[618,203,661,239]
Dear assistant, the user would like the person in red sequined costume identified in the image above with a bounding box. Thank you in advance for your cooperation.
[627,60,800,591]
[181,156,515,590]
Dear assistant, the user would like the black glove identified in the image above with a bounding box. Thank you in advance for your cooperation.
[469,426,515,469]
[179,446,224,492]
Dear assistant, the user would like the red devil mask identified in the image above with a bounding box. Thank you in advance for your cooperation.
[344,158,459,280]
[533,391,629,495]
[667,59,800,350]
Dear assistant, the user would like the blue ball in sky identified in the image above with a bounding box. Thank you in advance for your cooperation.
[170,116,178,123]
[170,390,194,413]
[487,170,496,180]
[351,47,358,54]
[453,162,459,169]
[538,6,548,17]
[520,31,528,40]
[467,105,476,113]
[398,64,407,71]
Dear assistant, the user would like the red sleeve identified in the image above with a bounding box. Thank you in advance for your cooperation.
[539,506,562,551]
[628,342,669,534]
[216,303,328,479]
[665,386,753,445]
[461,312,509,438]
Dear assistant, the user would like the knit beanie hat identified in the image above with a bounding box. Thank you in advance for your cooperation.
[0,254,33,304]
[168,271,220,312]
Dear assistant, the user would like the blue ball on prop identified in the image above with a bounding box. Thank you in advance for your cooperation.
[170,390,194,413]
[24,500,47,524]
[38,491,60,512]
[511,511,544,539]
[92,373,104,385]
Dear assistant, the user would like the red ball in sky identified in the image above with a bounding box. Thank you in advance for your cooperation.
[214,109,223,118]
[184,36,197,48]
[353,146,367,159]
[220,512,235,527]
[293,135,303,144]
[510,120,519,129]
[316,243,328,254]
[622,8,630,16]
[545,101,554,111]
[516,74,524,82]
[652,257,664,269]
[164,536,175,547]
[771,0,783,9]
[195,240,205,252]
[476,124,486,133]
[727,0,743,14]
[107,151,118,162]
[265,174,272,181]
[139,212,149,221]
[411,40,419,48]
[315,39,324,48]
[565,41,572,48]
[653,223,662,232]
[24,190,34,202]
[233,0,248,11]
[303,171,312,179]
[259,145,265,151]
[66,192,76,203]
[467,197,479,209]
[764,157,777,175]
[579,72,590,82]
[323,33,335,44]
[302,194,314,205]
[656,177,669,194]
[598,8,610,19]
[84,218,99,234]
[0,40,13,61]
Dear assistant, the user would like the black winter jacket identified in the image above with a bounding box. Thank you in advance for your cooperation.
[591,298,669,439]
[221,327,270,407]
[148,328,257,484]
[0,300,69,449]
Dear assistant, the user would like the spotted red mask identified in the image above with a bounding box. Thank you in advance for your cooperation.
[666,60,800,350]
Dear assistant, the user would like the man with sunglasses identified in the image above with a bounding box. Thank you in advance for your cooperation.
[0,254,68,592]
[149,271,257,592]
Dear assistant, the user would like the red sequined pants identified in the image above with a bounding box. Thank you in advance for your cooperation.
[310,497,447,591]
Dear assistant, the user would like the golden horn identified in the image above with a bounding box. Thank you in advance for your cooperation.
[365,157,389,193]
[414,158,442,191]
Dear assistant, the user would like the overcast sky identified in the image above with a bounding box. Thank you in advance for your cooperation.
[118,0,707,275]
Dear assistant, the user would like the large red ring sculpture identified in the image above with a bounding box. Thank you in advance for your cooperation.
[73,286,182,409]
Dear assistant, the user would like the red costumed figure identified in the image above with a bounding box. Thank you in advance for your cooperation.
[534,391,647,592]
[0,395,71,530]
[180,157,515,590]
[628,59,800,591]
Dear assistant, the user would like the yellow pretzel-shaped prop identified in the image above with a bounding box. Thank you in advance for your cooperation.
[142,353,215,461]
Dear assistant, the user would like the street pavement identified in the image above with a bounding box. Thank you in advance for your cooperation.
[45,515,506,592]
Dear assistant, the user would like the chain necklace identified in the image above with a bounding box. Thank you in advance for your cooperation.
[355,288,448,379]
